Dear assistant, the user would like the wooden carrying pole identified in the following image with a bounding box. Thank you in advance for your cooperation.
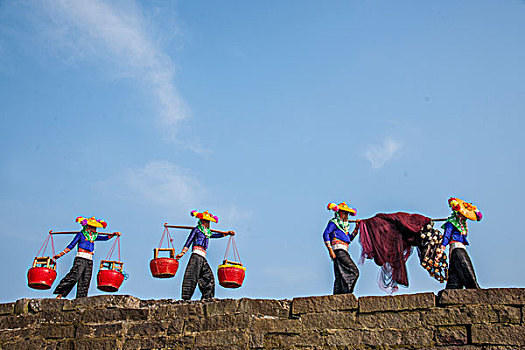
[49,230,116,236]
[164,223,233,236]
[347,218,447,223]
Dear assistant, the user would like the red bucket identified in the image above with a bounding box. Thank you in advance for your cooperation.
[217,260,246,288]
[150,248,179,278]
[97,260,124,292]
[27,257,57,290]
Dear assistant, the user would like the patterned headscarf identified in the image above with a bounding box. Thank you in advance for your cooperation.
[197,219,212,238]
[81,226,99,242]
[330,211,350,234]
[442,211,468,236]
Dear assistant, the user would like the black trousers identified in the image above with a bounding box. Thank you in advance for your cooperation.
[53,257,93,298]
[181,253,215,300]
[446,248,480,289]
[333,249,359,294]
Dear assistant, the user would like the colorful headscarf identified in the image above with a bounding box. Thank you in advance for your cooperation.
[331,211,351,234]
[81,226,99,242]
[442,211,468,236]
[197,219,212,238]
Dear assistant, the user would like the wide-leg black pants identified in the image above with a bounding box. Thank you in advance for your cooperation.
[446,248,480,289]
[333,249,359,294]
[53,257,93,298]
[181,253,215,300]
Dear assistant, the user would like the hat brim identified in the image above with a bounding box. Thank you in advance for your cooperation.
[201,215,218,223]
[338,207,357,216]
[454,198,479,221]
[86,219,104,228]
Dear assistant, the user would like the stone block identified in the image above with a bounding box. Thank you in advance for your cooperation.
[291,294,358,315]
[166,318,184,335]
[0,327,36,342]
[302,311,357,330]
[80,308,148,323]
[185,313,252,333]
[422,305,521,326]
[204,298,239,316]
[357,310,421,330]
[471,324,525,346]
[436,325,468,345]
[0,314,34,329]
[73,338,122,350]
[0,302,14,315]
[263,331,324,349]
[358,292,435,313]
[146,302,205,320]
[76,322,125,338]
[360,328,434,346]
[1,339,55,350]
[37,324,75,339]
[238,298,290,318]
[64,295,140,311]
[14,298,29,315]
[28,298,68,313]
[127,320,167,337]
[439,288,525,306]
[252,316,302,334]
[193,329,248,347]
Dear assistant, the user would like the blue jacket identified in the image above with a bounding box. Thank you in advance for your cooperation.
[183,227,224,251]
[442,222,469,247]
[66,231,110,252]
[323,221,355,245]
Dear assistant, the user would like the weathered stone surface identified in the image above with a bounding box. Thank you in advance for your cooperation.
[357,310,421,330]
[0,302,14,316]
[63,295,140,311]
[1,288,523,349]
[359,292,435,313]
[291,294,358,315]
[471,323,525,346]
[238,298,290,318]
[439,288,525,306]
[193,329,248,347]
[204,298,239,316]
[14,298,29,315]
[80,308,148,323]
[37,323,75,339]
[302,311,357,330]
[252,316,303,333]
[185,313,252,333]
[436,325,468,345]
[422,305,521,326]
[73,338,121,350]
[76,322,125,338]
[28,298,68,313]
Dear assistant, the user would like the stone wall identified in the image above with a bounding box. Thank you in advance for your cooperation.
[0,288,524,349]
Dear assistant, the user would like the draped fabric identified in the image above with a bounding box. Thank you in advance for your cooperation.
[357,212,431,291]
[181,253,215,300]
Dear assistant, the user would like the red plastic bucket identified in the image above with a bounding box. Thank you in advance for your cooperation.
[27,257,57,290]
[97,260,124,292]
[218,260,246,288]
[150,248,179,278]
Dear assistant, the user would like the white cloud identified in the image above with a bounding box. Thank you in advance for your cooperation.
[27,0,188,139]
[114,161,204,209]
[364,138,402,169]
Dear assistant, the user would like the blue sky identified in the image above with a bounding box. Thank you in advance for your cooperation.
[1,0,524,302]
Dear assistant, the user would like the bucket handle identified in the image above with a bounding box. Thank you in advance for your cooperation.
[100,260,124,272]
[222,259,243,267]
[153,248,175,259]
[32,257,57,270]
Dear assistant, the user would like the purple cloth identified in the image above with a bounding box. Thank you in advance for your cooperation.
[357,212,431,290]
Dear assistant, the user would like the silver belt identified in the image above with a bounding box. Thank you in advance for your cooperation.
[331,243,348,252]
[449,242,466,255]
[76,251,93,260]
[192,248,207,257]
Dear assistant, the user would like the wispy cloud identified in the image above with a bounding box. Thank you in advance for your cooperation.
[18,0,188,139]
[364,138,402,169]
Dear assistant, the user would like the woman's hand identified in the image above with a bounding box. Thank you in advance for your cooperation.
[227,231,235,236]
[53,254,61,260]
[328,248,336,260]
[175,252,184,260]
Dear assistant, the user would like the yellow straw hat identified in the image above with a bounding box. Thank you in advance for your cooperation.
[190,210,219,223]
[448,197,482,221]
[76,216,108,228]
[327,202,357,216]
